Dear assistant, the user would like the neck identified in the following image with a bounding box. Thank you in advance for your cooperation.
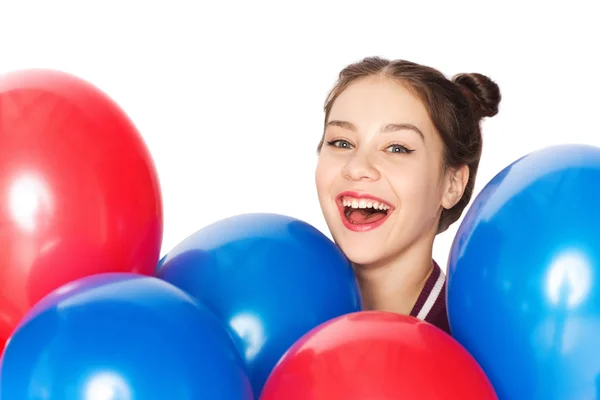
[353,236,435,315]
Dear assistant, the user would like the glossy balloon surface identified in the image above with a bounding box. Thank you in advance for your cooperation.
[157,213,362,395]
[0,69,163,352]
[260,311,497,399]
[448,144,600,399]
[0,273,253,400]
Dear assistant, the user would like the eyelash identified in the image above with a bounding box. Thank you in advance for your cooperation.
[326,139,353,149]
[385,143,415,154]
[326,139,414,154]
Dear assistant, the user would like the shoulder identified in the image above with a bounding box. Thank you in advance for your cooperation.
[409,260,451,335]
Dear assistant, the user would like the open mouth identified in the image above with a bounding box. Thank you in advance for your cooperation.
[336,192,394,231]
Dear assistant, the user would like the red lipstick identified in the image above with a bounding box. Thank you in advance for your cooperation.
[335,191,394,232]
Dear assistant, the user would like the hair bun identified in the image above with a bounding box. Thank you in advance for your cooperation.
[453,73,501,119]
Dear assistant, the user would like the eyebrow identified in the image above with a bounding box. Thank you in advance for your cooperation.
[326,120,425,140]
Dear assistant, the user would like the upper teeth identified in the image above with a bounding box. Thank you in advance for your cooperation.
[342,196,390,210]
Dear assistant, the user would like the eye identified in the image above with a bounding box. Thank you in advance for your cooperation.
[326,139,354,149]
[385,143,414,154]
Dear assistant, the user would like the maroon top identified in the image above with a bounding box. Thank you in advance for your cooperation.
[409,260,451,335]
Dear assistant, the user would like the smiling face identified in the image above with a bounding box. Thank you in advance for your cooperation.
[315,75,460,267]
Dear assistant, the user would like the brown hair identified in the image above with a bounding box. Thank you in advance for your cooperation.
[317,56,501,233]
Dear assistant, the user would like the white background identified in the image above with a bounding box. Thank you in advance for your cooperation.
[1,1,598,271]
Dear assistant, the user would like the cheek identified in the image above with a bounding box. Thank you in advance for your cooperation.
[387,163,443,209]
[315,156,340,198]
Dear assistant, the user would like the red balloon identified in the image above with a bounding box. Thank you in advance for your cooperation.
[0,69,163,353]
[260,311,497,400]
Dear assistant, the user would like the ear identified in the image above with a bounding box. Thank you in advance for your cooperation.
[441,164,470,209]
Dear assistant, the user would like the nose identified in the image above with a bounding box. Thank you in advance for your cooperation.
[341,152,380,182]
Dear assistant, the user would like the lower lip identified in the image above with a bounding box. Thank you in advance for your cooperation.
[336,202,392,232]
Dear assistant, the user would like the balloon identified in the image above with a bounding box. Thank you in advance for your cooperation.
[0,273,254,400]
[260,311,497,399]
[447,144,600,399]
[157,254,167,272]
[156,213,362,396]
[0,69,163,351]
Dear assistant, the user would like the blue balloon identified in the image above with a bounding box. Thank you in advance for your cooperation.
[447,144,600,399]
[156,213,363,395]
[157,254,167,271]
[0,273,253,400]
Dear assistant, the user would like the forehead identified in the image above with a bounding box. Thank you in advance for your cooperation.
[328,76,436,134]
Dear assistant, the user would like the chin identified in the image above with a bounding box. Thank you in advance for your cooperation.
[330,231,389,267]
[345,253,384,268]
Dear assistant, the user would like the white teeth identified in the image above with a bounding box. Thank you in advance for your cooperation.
[341,196,390,210]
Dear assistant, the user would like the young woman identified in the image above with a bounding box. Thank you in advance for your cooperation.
[315,56,501,334]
